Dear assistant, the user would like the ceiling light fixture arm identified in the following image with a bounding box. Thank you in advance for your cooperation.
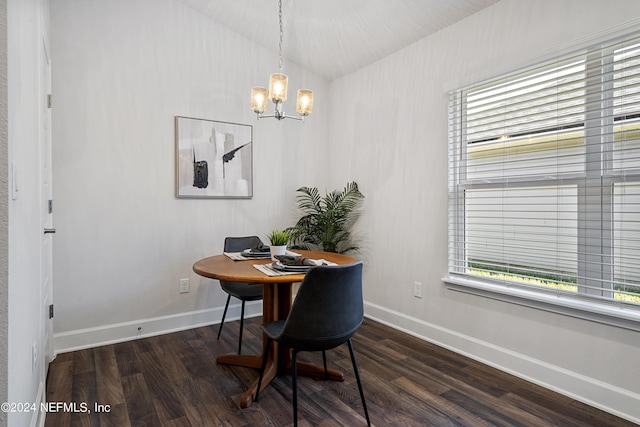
[255,100,304,121]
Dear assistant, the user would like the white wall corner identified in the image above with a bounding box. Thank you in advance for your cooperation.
[364,301,640,425]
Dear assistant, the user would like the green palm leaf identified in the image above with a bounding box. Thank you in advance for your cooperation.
[288,181,364,254]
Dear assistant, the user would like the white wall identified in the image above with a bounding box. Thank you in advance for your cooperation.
[0,0,8,425]
[329,0,640,422]
[50,0,329,350]
[7,0,50,425]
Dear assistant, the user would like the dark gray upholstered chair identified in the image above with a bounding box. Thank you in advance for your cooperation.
[217,236,264,354]
[254,261,370,427]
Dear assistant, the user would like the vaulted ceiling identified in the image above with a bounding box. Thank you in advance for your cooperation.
[175,0,499,80]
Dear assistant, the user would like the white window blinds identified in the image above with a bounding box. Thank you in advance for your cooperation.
[448,31,640,313]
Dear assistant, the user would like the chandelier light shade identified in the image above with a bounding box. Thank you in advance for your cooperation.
[251,87,269,114]
[296,89,314,116]
[251,0,313,122]
[268,73,288,102]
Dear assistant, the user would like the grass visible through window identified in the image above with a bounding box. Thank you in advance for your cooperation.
[468,263,640,305]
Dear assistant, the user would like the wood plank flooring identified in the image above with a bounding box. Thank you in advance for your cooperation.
[45,317,636,426]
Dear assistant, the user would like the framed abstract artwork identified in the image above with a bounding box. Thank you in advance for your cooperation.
[175,116,253,198]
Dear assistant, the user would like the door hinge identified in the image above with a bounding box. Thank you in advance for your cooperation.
[49,304,54,319]
[47,94,52,109]
[48,199,53,214]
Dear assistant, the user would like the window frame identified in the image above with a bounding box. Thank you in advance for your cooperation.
[445,32,640,331]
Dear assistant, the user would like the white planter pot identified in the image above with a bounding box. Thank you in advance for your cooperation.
[270,245,287,261]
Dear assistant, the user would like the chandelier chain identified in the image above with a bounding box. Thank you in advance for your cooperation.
[278,0,283,71]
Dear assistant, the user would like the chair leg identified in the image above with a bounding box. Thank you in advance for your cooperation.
[238,300,246,354]
[217,294,231,340]
[322,350,328,380]
[347,339,370,426]
[255,337,272,402]
[292,349,299,427]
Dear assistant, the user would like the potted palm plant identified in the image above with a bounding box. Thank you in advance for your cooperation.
[267,229,290,260]
[288,181,364,254]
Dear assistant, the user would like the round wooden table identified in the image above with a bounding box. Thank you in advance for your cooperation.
[193,250,357,408]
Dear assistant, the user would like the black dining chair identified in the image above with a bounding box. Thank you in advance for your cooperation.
[254,261,370,427]
[217,236,264,354]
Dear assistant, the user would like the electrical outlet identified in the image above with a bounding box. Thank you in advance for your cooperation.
[414,281,422,298]
[179,278,190,294]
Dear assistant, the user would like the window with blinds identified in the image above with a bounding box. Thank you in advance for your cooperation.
[448,30,640,315]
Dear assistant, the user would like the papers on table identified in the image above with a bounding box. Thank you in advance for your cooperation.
[253,263,301,276]
[224,252,252,261]
[224,250,301,261]
[223,250,338,276]
[253,259,338,277]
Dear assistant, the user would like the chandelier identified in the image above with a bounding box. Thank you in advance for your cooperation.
[251,0,314,121]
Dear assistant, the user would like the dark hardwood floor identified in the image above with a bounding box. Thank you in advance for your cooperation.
[45,317,635,427]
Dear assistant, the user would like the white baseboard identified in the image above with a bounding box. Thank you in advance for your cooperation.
[53,301,262,354]
[364,301,640,425]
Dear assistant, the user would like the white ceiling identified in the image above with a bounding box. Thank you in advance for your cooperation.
[176,0,499,80]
